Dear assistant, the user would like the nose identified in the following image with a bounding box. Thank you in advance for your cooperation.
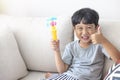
[82,28,88,35]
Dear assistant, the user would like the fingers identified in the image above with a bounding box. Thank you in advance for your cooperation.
[91,26,104,44]
[51,40,59,45]
[90,35,96,44]
[51,40,60,51]
[91,40,97,44]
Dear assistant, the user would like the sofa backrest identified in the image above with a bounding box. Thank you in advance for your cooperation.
[0,15,120,79]
[99,21,120,78]
[0,16,28,80]
[2,15,74,72]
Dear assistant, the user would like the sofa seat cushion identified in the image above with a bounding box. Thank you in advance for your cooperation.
[20,71,46,80]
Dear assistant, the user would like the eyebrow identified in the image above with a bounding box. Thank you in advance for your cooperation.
[76,24,94,27]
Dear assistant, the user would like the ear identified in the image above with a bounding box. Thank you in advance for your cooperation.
[73,26,76,31]
[98,27,101,34]
[95,24,99,29]
[95,25,99,31]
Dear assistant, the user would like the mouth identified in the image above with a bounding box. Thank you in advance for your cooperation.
[81,36,90,41]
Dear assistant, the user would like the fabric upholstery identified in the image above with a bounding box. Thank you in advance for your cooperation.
[0,26,28,80]
[0,15,120,79]
[6,16,73,72]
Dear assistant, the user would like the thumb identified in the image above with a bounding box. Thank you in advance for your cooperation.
[97,26,101,34]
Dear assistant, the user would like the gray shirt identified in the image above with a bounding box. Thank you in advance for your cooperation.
[62,40,110,80]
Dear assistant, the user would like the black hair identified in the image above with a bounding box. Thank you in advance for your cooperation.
[71,8,99,27]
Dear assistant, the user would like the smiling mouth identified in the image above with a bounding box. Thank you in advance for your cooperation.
[81,36,90,40]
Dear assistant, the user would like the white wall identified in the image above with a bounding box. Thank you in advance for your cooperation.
[0,0,120,20]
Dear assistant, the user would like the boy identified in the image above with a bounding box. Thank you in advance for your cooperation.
[46,8,120,80]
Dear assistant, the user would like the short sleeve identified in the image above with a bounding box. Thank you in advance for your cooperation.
[62,44,73,65]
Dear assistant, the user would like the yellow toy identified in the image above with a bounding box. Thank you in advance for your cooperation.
[47,17,57,40]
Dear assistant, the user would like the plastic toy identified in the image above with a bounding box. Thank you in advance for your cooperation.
[47,17,57,40]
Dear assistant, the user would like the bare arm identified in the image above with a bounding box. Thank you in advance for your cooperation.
[54,51,69,73]
[91,27,120,62]
[101,37,120,62]
[51,40,69,73]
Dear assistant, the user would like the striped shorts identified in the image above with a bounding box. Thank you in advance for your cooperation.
[47,73,79,80]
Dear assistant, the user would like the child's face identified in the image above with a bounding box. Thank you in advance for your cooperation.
[74,22,98,44]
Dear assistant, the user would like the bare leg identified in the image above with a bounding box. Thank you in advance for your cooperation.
[45,72,52,79]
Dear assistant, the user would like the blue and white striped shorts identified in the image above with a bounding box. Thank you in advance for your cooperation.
[47,73,79,80]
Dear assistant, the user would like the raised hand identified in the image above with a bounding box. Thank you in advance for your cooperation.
[91,27,105,44]
[50,40,60,52]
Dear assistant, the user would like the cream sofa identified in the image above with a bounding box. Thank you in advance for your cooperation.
[0,15,120,80]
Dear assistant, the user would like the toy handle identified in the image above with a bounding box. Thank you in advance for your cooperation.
[51,26,57,40]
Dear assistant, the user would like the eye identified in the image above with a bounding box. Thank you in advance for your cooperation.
[87,26,92,29]
[75,25,83,31]
[77,27,83,31]
[87,26,94,30]
[79,27,83,29]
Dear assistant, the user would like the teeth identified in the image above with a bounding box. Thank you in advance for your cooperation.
[83,36,88,38]
[82,36,89,39]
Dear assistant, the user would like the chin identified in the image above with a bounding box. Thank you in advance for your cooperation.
[81,39,91,44]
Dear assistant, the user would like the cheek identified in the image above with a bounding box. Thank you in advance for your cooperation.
[75,31,82,37]
[89,30,96,34]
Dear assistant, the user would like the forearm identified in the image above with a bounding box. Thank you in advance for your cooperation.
[102,37,120,62]
[54,51,68,73]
